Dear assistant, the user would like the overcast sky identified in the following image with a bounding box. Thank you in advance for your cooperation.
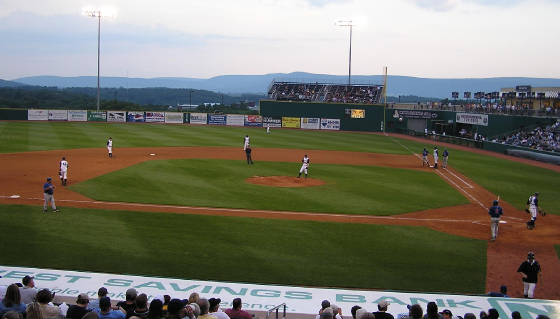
[1,0,558,80]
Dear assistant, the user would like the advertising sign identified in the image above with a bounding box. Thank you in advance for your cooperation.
[300,118,320,130]
[226,114,245,126]
[392,110,438,119]
[165,112,184,124]
[87,111,107,122]
[107,111,126,123]
[282,117,301,128]
[28,109,49,121]
[262,117,281,128]
[320,118,340,130]
[456,113,489,126]
[145,112,165,123]
[67,110,87,122]
[189,113,207,124]
[208,114,227,125]
[48,110,68,121]
[244,115,263,127]
[127,112,145,123]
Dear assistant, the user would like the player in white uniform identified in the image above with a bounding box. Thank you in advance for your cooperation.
[243,135,250,150]
[526,192,539,229]
[433,146,439,169]
[59,157,69,186]
[107,137,113,158]
[266,123,270,134]
[297,154,310,178]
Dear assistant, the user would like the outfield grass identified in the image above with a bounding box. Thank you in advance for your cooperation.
[555,245,560,260]
[447,149,560,214]
[0,121,418,154]
[70,159,468,215]
[0,204,487,294]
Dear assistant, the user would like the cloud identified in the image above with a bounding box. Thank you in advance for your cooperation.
[408,0,525,11]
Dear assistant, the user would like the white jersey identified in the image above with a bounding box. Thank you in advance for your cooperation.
[433,149,439,162]
[60,160,68,172]
[528,195,538,208]
[243,136,250,150]
[301,156,310,167]
[107,139,113,148]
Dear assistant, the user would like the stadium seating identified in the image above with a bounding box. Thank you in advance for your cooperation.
[268,82,383,104]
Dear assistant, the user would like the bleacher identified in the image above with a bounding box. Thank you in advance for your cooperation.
[267,81,383,104]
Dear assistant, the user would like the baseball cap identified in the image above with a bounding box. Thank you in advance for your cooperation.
[528,251,535,259]
[22,275,34,286]
[442,309,452,316]
[167,299,185,315]
[208,297,221,309]
[378,300,390,308]
[77,293,90,303]
[493,200,499,205]
[98,287,108,296]
[46,177,52,181]
[321,300,330,309]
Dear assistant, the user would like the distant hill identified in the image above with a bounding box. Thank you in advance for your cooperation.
[0,79,26,87]
[12,73,560,98]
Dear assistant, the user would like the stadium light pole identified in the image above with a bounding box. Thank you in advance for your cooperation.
[83,7,116,111]
[335,20,355,86]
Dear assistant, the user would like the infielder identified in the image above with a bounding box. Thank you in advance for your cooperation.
[297,154,310,178]
[43,177,58,212]
[433,146,439,169]
[243,135,250,151]
[422,148,430,167]
[442,149,449,168]
[59,157,69,186]
[488,200,503,241]
[517,251,541,298]
[266,123,270,134]
[107,137,113,158]
[526,192,539,229]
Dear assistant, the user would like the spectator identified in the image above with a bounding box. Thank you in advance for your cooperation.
[208,298,229,319]
[319,307,333,319]
[116,289,137,315]
[487,308,499,319]
[487,285,508,297]
[198,298,216,319]
[351,306,362,319]
[536,315,550,319]
[355,309,368,319]
[463,313,476,319]
[19,275,37,305]
[0,284,26,317]
[440,310,452,319]
[97,297,125,319]
[146,299,163,319]
[372,300,393,319]
[89,288,108,312]
[185,303,200,319]
[165,299,184,319]
[27,288,63,319]
[66,293,91,319]
[188,293,200,305]
[126,294,148,319]
[423,302,441,319]
[408,304,423,319]
[511,311,522,319]
[330,304,343,319]
[224,298,251,319]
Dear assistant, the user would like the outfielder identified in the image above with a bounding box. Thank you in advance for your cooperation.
[43,177,58,213]
[433,146,439,169]
[488,200,503,241]
[266,123,270,134]
[422,148,430,167]
[107,137,113,158]
[243,135,250,151]
[59,157,69,186]
[526,192,540,229]
[297,154,310,178]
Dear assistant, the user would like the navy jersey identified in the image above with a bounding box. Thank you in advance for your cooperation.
[443,150,449,157]
[43,182,54,194]
[488,205,503,218]
[422,149,428,156]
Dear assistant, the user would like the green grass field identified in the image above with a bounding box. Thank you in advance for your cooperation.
[0,204,487,294]
[556,245,560,260]
[70,159,468,215]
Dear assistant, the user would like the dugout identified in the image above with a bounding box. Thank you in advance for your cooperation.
[260,100,385,132]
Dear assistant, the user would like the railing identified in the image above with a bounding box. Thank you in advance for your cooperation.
[266,303,287,319]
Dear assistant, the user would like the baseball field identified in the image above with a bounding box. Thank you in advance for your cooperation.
[0,121,559,299]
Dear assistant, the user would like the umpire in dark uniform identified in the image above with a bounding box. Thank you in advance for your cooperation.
[517,251,541,298]
[245,146,253,164]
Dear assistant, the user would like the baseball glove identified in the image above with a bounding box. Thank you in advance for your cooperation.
[524,208,530,214]
[540,210,547,217]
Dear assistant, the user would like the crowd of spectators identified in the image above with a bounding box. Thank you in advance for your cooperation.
[268,82,383,104]
[496,120,560,152]
[462,104,560,116]
[0,275,254,319]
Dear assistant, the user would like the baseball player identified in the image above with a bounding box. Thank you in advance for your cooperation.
[297,154,310,178]
[43,177,58,212]
[245,146,253,164]
[517,251,541,298]
[526,192,539,229]
[266,123,270,134]
[243,135,250,151]
[59,157,69,186]
[433,146,439,169]
[422,148,430,167]
[488,200,503,241]
[107,137,113,158]
[442,149,449,168]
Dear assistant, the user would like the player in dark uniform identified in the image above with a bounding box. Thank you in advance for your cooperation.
[442,149,449,168]
[422,148,429,167]
[488,200,503,241]
[517,251,541,298]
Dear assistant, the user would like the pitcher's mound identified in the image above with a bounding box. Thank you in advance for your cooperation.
[246,176,326,187]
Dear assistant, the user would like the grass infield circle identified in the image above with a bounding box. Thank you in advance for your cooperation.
[246,175,326,187]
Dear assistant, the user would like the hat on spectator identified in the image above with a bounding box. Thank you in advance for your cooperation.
[378,300,390,308]
[321,300,330,309]
[208,298,221,309]
[22,275,34,286]
[125,288,137,299]
[98,287,108,296]
[77,293,90,303]
[167,299,184,315]
[441,309,452,316]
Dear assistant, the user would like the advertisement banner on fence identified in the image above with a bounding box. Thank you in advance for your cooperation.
[28,109,49,121]
[127,111,145,122]
[456,113,489,126]
[244,115,263,127]
[226,114,245,126]
[282,117,301,128]
[392,110,438,119]
[87,111,107,122]
[145,112,165,123]
[48,110,68,121]
[67,110,87,122]
[165,112,184,124]
[262,117,281,128]
[107,111,126,123]
[300,117,320,130]
[208,114,227,125]
[320,118,341,130]
[189,113,207,124]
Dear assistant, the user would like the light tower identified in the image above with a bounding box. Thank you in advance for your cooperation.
[335,20,355,86]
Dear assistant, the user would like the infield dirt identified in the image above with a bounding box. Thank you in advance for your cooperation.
[0,145,558,299]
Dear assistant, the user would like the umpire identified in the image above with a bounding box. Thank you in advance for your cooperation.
[488,200,503,241]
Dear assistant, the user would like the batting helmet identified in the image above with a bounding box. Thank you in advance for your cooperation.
[528,251,535,259]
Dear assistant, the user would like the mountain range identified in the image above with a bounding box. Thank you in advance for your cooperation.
[10,72,560,98]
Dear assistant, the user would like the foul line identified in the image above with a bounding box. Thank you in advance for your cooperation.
[443,168,474,188]
[0,195,480,224]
